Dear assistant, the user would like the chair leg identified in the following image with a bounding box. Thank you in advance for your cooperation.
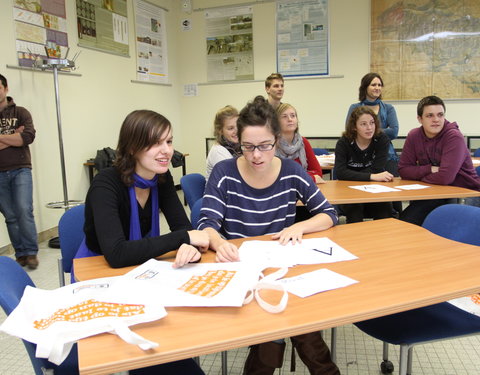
[58,258,65,287]
[330,327,337,363]
[193,356,200,365]
[407,346,414,375]
[222,350,228,375]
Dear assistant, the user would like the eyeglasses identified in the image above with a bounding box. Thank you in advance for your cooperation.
[240,142,276,152]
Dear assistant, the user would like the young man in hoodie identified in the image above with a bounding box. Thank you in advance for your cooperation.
[398,95,480,225]
[0,74,39,269]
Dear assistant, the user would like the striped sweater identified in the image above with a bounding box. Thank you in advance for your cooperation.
[198,158,338,239]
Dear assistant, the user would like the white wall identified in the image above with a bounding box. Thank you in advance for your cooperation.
[1,0,478,247]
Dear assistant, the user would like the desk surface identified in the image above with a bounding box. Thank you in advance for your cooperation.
[317,178,480,205]
[75,219,480,375]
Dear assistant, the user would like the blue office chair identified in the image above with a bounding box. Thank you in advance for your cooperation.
[180,173,206,210]
[354,204,480,375]
[0,256,79,375]
[473,148,480,157]
[312,147,329,156]
[476,165,480,176]
[58,204,85,286]
[190,198,203,229]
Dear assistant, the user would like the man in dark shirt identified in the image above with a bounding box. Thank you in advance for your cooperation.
[0,74,39,269]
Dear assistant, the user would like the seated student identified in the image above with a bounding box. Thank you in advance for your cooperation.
[335,106,394,223]
[275,103,324,183]
[78,110,209,270]
[398,96,480,225]
[198,96,340,375]
[265,72,284,110]
[206,105,240,180]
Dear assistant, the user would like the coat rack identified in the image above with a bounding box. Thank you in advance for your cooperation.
[34,54,83,210]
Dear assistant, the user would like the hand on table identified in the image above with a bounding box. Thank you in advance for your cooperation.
[370,171,394,182]
[188,230,209,253]
[215,240,239,263]
[173,244,201,268]
[271,223,304,245]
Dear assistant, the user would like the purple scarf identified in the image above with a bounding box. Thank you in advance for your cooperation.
[128,173,160,240]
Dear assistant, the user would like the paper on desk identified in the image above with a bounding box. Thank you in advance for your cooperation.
[472,159,480,165]
[349,184,401,193]
[238,237,357,269]
[394,184,430,190]
[278,268,358,298]
[315,154,335,167]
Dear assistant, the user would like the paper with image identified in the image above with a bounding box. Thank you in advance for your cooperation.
[123,259,261,307]
[278,268,358,298]
[349,184,401,193]
[394,184,430,190]
[238,237,357,268]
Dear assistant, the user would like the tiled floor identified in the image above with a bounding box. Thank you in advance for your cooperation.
[1,206,479,374]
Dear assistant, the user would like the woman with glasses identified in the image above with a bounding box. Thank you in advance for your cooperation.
[197,96,340,375]
[275,103,324,183]
[206,105,240,180]
[334,106,394,223]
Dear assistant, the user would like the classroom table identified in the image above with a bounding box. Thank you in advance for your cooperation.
[317,178,480,205]
[75,219,480,375]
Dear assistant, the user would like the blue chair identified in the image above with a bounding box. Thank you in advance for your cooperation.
[476,165,480,176]
[0,256,79,375]
[473,148,480,157]
[180,173,206,210]
[190,198,203,228]
[354,204,480,375]
[58,204,85,286]
[312,147,329,156]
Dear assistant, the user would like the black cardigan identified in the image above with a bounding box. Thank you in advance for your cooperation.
[84,167,192,268]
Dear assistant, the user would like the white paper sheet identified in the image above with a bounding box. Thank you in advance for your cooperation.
[394,184,431,190]
[278,268,358,298]
[349,184,401,193]
[238,237,358,268]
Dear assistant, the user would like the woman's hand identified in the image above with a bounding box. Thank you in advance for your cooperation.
[188,230,209,253]
[172,244,201,268]
[370,171,394,182]
[315,175,326,184]
[215,239,240,262]
[271,223,304,245]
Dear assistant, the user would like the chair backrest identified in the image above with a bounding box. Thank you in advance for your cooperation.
[58,204,85,273]
[0,256,79,375]
[473,148,480,157]
[476,165,480,176]
[313,147,329,156]
[422,204,480,246]
[190,198,203,228]
[180,173,206,210]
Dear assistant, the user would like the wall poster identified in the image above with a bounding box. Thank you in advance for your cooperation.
[133,0,168,83]
[205,6,254,82]
[13,0,68,67]
[276,0,329,77]
[76,0,129,56]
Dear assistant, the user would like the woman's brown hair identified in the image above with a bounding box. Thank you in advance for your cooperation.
[213,105,239,144]
[115,110,171,185]
[343,106,381,142]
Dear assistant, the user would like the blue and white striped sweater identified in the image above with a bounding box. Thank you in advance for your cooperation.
[198,158,338,239]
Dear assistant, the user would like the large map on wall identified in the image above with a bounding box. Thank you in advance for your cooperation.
[371,0,480,100]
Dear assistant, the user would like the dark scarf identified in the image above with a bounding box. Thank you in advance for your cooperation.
[128,173,160,240]
[362,98,387,129]
[220,136,241,157]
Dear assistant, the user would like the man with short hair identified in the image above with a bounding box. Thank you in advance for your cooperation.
[0,74,39,269]
[398,95,480,225]
[264,72,284,109]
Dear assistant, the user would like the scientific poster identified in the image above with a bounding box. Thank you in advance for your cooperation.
[276,0,329,77]
[13,0,68,67]
[205,6,254,82]
[76,0,129,56]
[134,0,168,83]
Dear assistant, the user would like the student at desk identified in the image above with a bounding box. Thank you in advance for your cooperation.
[198,96,340,375]
[206,105,240,180]
[398,96,480,225]
[334,106,394,223]
[79,110,209,270]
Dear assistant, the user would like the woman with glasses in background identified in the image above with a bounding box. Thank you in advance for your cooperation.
[334,106,394,223]
[197,95,340,375]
